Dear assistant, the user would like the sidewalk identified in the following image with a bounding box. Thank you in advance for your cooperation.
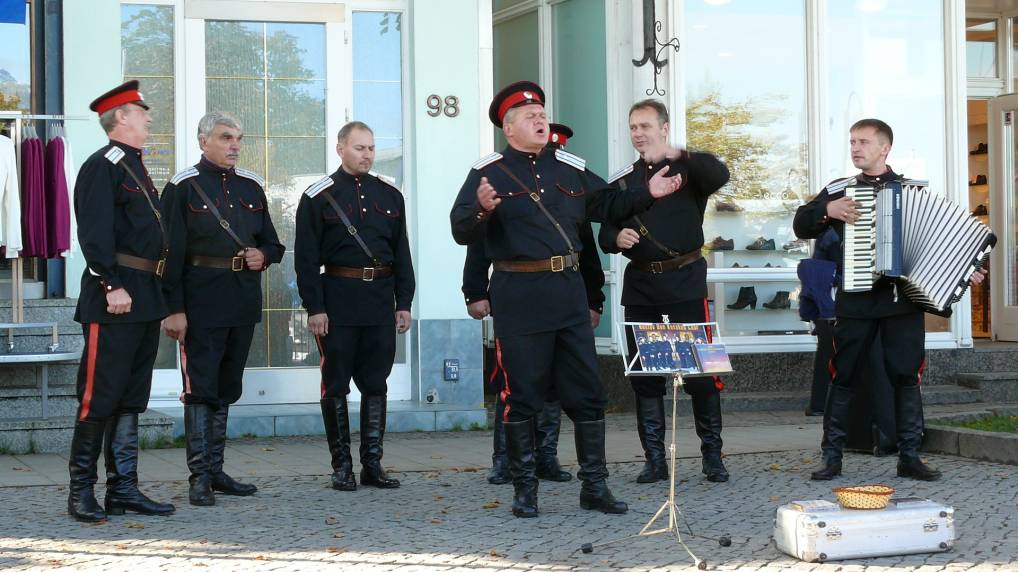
[1,408,1015,571]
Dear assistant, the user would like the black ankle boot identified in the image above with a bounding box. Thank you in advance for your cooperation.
[811,385,853,481]
[104,413,175,516]
[208,406,257,496]
[67,419,107,522]
[504,419,539,517]
[727,287,757,310]
[690,388,728,482]
[895,385,942,481]
[488,394,511,485]
[763,290,791,310]
[634,395,668,483]
[321,397,356,491]
[574,419,627,514]
[535,401,572,482]
[184,404,215,506]
[359,395,400,489]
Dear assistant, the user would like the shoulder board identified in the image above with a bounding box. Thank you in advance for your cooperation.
[471,152,503,170]
[104,146,125,165]
[555,149,585,171]
[369,171,400,191]
[824,177,856,194]
[235,167,265,188]
[606,163,635,184]
[901,178,928,188]
[304,175,334,198]
[169,167,199,186]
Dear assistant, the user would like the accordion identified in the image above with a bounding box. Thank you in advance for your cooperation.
[841,179,995,314]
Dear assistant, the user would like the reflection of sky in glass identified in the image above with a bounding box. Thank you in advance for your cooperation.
[966,20,996,79]
[353,11,403,183]
[353,12,402,82]
[268,23,326,78]
[0,5,29,108]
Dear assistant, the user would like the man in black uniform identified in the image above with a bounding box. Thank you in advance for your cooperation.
[295,121,415,492]
[450,81,683,518]
[463,122,605,485]
[599,99,731,484]
[68,80,175,521]
[793,118,986,481]
[161,112,285,506]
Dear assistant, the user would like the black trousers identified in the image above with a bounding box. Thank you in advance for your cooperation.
[624,299,721,398]
[830,312,925,389]
[494,321,605,422]
[809,319,835,412]
[316,323,396,399]
[180,325,255,408]
[75,321,160,421]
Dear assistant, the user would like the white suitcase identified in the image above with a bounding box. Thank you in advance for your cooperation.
[773,498,955,562]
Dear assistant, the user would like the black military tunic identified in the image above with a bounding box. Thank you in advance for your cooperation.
[598,152,730,397]
[161,157,285,407]
[793,167,926,389]
[450,146,656,421]
[294,167,415,398]
[73,140,169,421]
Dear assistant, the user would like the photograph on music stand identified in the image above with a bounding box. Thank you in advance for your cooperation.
[622,322,732,377]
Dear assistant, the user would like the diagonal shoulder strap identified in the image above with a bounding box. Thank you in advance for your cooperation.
[493,162,575,254]
[615,173,683,258]
[186,178,249,250]
[119,161,168,256]
[320,189,379,265]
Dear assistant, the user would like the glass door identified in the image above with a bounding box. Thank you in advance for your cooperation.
[988,94,1018,340]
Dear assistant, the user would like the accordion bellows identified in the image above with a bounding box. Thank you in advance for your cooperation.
[842,180,996,314]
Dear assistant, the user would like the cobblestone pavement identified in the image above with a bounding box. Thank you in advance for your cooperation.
[1,449,1015,571]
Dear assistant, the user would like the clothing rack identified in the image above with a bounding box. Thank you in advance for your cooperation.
[0,112,87,349]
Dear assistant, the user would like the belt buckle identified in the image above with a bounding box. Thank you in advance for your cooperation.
[231,256,245,272]
[550,256,565,272]
[362,267,376,282]
[155,259,166,278]
[651,261,663,274]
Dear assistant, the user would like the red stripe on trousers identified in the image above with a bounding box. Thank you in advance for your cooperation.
[78,323,100,421]
[495,338,511,422]
[827,334,838,382]
[315,335,327,398]
[179,342,193,395]
[703,298,725,391]
[917,357,927,385]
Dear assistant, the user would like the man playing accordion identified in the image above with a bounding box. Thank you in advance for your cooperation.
[792,118,987,482]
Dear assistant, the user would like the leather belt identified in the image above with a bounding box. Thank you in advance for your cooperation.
[116,253,166,278]
[324,265,393,281]
[630,250,703,274]
[492,253,580,273]
[187,254,247,272]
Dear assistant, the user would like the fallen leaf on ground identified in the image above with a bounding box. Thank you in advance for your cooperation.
[489,549,503,558]
[115,544,128,550]
[769,464,782,471]
[333,532,344,539]
[194,563,208,567]
[326,547,346,554]
[461,467,478,473]
[254,555,269,561]
[434,495,444,500]
[126,522,145,529]
[800,458,815,464]
[769,496,781,501]
[325,517,338,525]
[262,447,275,452]
[482,501,501,509]
[440,509,449,514]
[431,519,442,524]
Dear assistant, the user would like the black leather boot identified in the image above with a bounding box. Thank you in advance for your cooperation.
[574,419,628,514]
[104,413,175,516]
[359,395,400,488]
[184,404,215,506]
[488,394,511,485]
[763,290,791,310]
[535,400,572,482]
[895,385,941,481]
[690,389,729,482]
[209,406,257,496]
[635,395,668,483]
[504,419,539,517]
[321,397,356,491]
[67,419,107,522]
[811,385,853,480]
[727,287,757,310]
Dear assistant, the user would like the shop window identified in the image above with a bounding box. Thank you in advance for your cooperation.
[0,1,30,112]
[353,11,404,185]
[967,18,997,79]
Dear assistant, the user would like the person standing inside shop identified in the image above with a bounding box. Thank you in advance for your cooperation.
[68,80,175,522]
[598,99,731,484]
[160,112,285,506]
[295,121,415,492]
[793,118,986,481]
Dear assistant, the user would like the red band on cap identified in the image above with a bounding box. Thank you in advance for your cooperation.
[95,90,143,115]
[497,90,543,123]
[550,133,568,146]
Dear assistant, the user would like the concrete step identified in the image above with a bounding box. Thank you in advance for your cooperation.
[956,372,1018,403]
[0,410,174,454]
[919,383,984,405]
[0,385,79,419]
[0,362,80,387]
[151,401,488,439]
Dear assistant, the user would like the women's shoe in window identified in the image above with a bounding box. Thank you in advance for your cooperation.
[726,286,757,310]
[972,204,988,216]
[706,236,734,250]
[969,175,987,186]
[782,239,809,252]
[746,237,775,250]
[763,290,791,309]
[970,142,988,155]
[715,199,744,212]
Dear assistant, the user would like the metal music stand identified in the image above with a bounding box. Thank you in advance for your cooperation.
[578,319,732,571]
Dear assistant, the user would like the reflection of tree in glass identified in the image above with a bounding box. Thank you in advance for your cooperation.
[0,91,20,111]
[686,89,805,201]
[379,12,401,35]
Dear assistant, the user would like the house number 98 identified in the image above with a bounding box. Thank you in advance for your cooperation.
[426,94,459,118]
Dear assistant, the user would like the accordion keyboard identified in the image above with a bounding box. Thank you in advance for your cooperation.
[842,185,877,292]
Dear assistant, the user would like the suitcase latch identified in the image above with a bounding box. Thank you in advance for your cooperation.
[923,520,940,533]
[825,528,842,541]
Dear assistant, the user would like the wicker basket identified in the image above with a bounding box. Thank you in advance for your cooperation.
[832,485,895,510]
